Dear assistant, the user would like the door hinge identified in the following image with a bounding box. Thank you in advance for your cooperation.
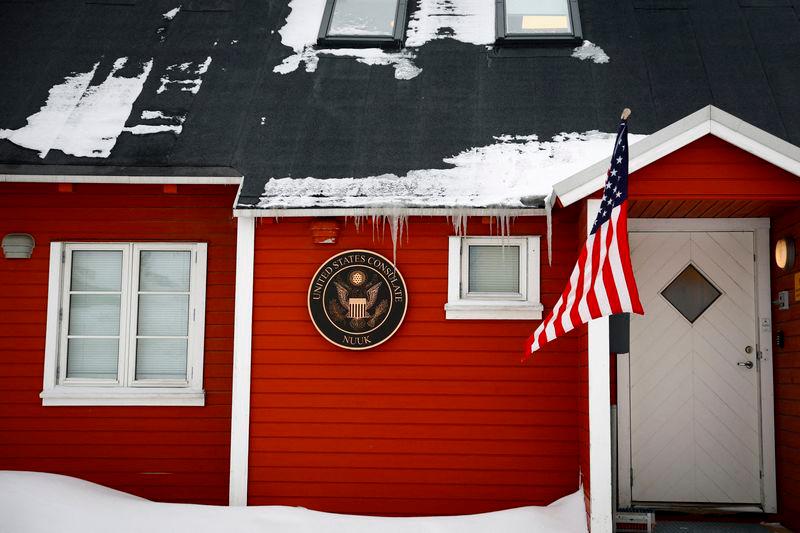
[61,249,66,263]
[630,468,634,487]
[58,307,63,322]
[760,470,764,479]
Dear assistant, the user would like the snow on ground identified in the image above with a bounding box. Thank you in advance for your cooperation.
[0,58,153,158]
[571,41,610,64]
[255,130,645,209]
[0,471,588,533]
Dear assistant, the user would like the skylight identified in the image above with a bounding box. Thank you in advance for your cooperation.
[496,0,583,43]
[318,0,407,47]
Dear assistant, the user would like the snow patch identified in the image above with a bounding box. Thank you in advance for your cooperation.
[162,6,181,19]
[405,0,495,47]
[318,49,421,80]
[157,57,212,94]
[0,58,153,158]
[0,471,588,533]
[123,110,186,135]
[571,41,610,64]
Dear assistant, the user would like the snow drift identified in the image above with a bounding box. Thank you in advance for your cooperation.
[0,471,588,533]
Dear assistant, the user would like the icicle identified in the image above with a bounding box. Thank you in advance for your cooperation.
[544,191,555,266]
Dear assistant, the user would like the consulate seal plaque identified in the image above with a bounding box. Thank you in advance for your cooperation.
[308,250,408,350]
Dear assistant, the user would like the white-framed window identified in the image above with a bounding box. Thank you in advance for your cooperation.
[41,242,207,406]
[445,236,543,320]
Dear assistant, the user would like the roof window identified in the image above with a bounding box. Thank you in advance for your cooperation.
[496,0,583,43]
[318,0,407,48]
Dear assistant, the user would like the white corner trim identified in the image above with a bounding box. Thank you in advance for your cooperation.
[755,224,777,513]
[555,104,800,207]
[587,198,613,533]
[229,216,255,506]
[42,242,63,394]
[616,353,632,508]
[0,174,242,185]
[40,388,205,406]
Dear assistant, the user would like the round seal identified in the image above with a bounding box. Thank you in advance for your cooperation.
[308,250,408,350]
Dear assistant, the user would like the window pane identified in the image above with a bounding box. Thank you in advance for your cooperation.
[71,251,122,291]
[136,338,187,380]
[139,251,191,292]
[138,294,189,336]
[328,0,398,36]
[68,294,121,336]
[506,0,571,34]
[66,338,119,379]
[468,245,520,293]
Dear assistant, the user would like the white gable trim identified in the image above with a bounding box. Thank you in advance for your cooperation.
[554,105,800,207]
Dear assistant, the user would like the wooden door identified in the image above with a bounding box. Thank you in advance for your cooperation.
[627,231,761,504]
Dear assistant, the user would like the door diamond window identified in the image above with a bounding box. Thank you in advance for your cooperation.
[661,264,721,323]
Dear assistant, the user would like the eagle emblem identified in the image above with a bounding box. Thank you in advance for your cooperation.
[327,270,389,331]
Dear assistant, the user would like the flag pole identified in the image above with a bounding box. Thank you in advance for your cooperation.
[621,108,632,120]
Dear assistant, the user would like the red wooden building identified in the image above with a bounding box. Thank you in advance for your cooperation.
[2,1,800,531]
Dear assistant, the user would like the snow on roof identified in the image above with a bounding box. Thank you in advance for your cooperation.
[0,11,213,159]
[251,130,646,210]
[0,471,588,533]
[274,0,608,79]
[0,58,153,158]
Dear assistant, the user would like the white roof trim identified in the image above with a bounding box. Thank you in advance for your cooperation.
[0,174,242,185]
[554,105,800,207]
[234,207,546,218]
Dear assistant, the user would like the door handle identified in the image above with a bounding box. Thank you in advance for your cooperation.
[737,361,754,370]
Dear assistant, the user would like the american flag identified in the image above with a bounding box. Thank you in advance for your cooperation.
[524,115,644,358]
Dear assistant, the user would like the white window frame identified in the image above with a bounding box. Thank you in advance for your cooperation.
[41,242,207,406]
[445,236,543,320]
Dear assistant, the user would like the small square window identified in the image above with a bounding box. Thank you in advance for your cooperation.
[40,242,207,406]
[318,0,408,47]
[446,236,543,320]
[496,0,583,43]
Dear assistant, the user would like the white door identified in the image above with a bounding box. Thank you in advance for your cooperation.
[628,230,762,505]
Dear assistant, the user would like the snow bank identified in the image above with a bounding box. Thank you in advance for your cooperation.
[0,471,588,533]
[255,130,645,209]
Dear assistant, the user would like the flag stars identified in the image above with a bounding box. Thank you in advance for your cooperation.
[610,169,618,177]
[616,156,623,164]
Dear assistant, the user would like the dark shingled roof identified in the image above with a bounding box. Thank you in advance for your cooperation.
[1,0,799,208]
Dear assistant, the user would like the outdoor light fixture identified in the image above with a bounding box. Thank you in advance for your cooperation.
[2,233,35,259]
[775,236,795,271]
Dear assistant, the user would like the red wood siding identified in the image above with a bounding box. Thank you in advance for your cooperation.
[0,182,237,504]
[249,209,584,516]
[629,135,800,201]
[771,206,800,530]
